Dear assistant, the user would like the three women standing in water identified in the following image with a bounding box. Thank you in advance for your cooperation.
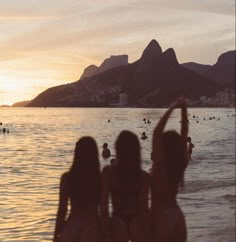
[54,98,188,242]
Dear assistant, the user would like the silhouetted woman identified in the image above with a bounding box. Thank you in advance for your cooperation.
[151,98,188,242]
[54,137,101,242]
[101,130,151,242]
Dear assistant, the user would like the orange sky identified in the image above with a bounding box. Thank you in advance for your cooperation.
[0,0,235,105]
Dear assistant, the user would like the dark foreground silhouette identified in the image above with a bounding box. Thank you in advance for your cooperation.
[54,137,101,242]
[151,98,188,242]
[54,98,189,242]
[101,131,151,242]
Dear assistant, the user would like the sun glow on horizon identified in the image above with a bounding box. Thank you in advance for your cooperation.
[0,76,77,106]
[0,58,89,105]
[0,0,235,106]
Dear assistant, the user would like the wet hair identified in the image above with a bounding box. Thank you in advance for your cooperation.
[103,143,108,149]
[115,130,142,190]
[161,131,187,188]
[68,137,100,205]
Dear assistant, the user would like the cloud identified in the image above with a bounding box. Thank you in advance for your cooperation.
[0,0,235,105]
[144,0,235,16]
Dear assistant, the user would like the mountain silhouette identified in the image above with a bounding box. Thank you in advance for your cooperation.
[140,39,162,61]
[12,100,30,107]
[181,62,211,75]
[28,39,223,107]
[79,55,128,79]
[182,50,235,88]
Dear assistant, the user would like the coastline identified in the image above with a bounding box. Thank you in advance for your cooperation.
[1,105,235,109]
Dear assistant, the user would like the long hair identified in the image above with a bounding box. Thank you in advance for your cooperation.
[115,130,142,191]
[161,130,187,190]
[68,137,100,205]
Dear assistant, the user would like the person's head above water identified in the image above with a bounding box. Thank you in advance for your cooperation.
[187,136,191,142]
[103,143,108,149]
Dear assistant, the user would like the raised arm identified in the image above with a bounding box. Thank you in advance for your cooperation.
[152,99,188,171]
[179,98,189,167]
[152,105,175,148]
[180,99,188,141]
[152,101,179,173]
[53,173,69,242]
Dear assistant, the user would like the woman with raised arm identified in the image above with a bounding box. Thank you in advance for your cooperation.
[151,98,188,242]
[53,137,101,242]
[101,130,151,242]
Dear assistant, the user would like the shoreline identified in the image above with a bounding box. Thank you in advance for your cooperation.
[1,105,235,109]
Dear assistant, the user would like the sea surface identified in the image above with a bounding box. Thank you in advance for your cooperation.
[0,107,235,242]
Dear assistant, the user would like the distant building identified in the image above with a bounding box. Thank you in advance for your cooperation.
[186,98,200,106]
[200,88,235,106]
[200,96,207,104]
[119,93,128,106]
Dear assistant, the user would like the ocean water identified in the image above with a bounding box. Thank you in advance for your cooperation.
[0,107,235,242]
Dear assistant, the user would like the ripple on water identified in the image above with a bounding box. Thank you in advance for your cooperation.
[0,107,235,241]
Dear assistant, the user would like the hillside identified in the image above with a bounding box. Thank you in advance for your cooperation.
[12,100,31,107]
[79,55,128,80]
[182,50,235,89]
[28,39,222,107]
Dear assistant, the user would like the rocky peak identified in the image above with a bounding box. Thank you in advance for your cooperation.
[99,55,128,72]
[215,50,235,66]
[140,39,162,61]
[161,48,179,67]
[80,55,128,80]
[80,65,99,80]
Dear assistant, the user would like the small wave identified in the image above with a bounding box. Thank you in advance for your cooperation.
[184,179,235,194]
[221,194,236,203]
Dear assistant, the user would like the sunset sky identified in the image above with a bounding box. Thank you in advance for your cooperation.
[0,0,235,105]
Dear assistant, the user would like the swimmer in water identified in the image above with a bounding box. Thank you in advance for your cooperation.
[141,132,148,140]
[187,136,195,161]
[102,143,111,159]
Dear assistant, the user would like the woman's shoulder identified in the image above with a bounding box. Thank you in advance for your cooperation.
[102,165,113,178]
[61,171,69,178]
[60,172,70,185]
[58,172,70,194]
